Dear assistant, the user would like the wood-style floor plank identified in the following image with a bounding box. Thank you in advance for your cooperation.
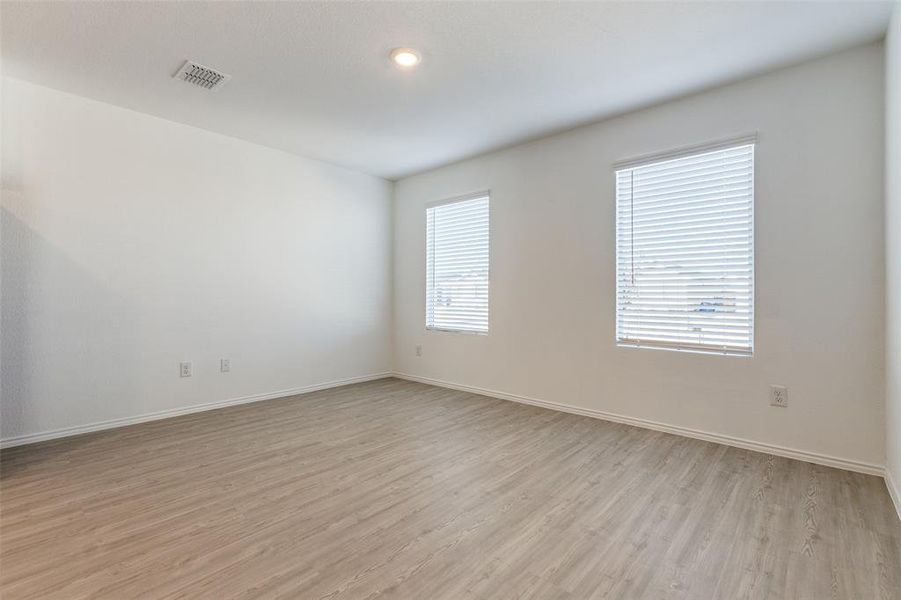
[1,378,899,599]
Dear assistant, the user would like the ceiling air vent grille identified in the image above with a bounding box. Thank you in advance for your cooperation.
[173,60,231,91]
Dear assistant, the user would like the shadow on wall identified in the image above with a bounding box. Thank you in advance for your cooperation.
[1,204,141,441]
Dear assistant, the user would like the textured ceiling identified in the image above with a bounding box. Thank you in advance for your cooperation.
[1,1,893,179]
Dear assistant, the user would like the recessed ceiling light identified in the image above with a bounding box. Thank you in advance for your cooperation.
[390,48,421,69]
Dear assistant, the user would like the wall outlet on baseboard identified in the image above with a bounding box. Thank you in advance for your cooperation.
[179,361,193,378]
[770,385,788,407]
[220,358,230,373]
[415,345,422,357]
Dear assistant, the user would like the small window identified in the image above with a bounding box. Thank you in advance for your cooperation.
[426,194,489,334]
[615,140,755,356]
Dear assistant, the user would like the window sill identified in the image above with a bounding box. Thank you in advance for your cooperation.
[616,340,752,358]
[426,327,488,336]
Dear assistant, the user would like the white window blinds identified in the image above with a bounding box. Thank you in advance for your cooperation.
[615,141,755,356]
[426,194,490,333]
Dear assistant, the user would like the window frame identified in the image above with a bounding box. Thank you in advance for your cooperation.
[425,191,491,335]
[614,136,756,357]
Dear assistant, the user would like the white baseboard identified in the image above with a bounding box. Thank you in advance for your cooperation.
[0,372,392,449]
[392,372,886,477]
[3,370,890,485]
[887,469,901,523]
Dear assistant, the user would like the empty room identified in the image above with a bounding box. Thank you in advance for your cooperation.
[2,1,901,598]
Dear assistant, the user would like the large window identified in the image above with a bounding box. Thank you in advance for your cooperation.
[615,140,755,356]
[426,193,490,333]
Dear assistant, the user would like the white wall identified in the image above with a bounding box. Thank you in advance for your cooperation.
[1,78,393,443]
[393,44,886,470]
[886,4,901,505]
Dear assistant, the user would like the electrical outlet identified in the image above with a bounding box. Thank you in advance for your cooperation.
[770,385,788,407]
[415,345,422,357]
[179,361,193,378]
[220,358,230,373]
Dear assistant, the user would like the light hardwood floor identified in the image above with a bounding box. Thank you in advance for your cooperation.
[1,378,899,599]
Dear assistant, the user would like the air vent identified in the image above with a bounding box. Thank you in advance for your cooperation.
[173,60,231,91]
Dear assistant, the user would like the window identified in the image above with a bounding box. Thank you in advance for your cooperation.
[615,139,754,356]
[426,193,490,333]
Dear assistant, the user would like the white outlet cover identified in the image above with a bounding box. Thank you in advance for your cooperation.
[220,358,230,373]
[770,385,788,407]
[179,361,193,377]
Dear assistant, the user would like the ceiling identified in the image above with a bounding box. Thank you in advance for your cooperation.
[1,1,893,180]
